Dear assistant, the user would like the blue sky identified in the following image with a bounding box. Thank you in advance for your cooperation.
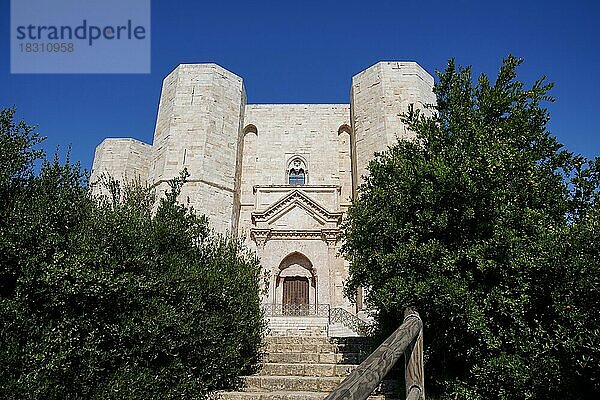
[1,0,599,172]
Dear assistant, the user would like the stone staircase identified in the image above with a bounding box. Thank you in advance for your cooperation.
[267,317,329,337]
[216,336,399,400]
[328,323,361,338]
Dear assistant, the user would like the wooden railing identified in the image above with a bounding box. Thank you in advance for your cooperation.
[324,308,425,400]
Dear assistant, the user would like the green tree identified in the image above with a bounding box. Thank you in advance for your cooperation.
[341,57,599,399]
[0,108,265,399]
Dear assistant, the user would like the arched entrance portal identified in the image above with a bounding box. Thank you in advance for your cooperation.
[276,252,316,315]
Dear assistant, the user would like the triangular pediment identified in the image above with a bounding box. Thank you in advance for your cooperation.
[270,205,324,230]
[252,190,342,226]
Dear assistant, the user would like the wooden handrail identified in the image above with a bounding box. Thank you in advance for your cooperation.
[324,308,425,400]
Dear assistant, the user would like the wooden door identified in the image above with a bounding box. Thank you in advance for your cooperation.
[283,277,309,315]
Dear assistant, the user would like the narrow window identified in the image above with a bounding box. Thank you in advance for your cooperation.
[289,169,305,185]
[288,158,307,185]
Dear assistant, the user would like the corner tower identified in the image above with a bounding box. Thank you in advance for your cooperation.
[150,64,246,233]
[350,62,435,194]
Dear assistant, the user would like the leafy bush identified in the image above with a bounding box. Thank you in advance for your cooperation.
[0,107,264,399]
[341,57,599,399]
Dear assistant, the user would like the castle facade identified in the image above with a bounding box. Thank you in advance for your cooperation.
[91,61,435,335]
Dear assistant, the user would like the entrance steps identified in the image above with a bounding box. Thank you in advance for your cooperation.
[266,317,328,337]
[328,322,361,337]
[266,318,364,338]
[215,336,400,400]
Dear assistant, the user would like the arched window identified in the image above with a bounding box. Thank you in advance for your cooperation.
[288,158,307,185]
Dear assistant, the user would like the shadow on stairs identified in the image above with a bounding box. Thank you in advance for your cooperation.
[214,336,400,400]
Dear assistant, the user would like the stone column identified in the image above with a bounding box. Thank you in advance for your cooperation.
[251,229,270,304]
[323,229,338,307]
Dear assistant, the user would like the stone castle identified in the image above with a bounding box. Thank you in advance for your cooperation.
[91,61,435,336]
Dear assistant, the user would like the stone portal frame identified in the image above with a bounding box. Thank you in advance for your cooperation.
[250,188,345,307]
[275,252,317,307]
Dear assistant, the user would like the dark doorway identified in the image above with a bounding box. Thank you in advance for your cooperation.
[282,277,309,315]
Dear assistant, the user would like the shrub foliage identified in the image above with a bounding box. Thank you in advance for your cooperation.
[341,57,599,399]
[0,107,264,399]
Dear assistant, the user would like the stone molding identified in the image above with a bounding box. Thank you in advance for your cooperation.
[250,189,342,246]
[252,189,342,225]
[250,229,340,243]
[253,184,342,194]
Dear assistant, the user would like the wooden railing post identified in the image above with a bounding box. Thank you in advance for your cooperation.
[404,308,425,400]
[323,307,422,400]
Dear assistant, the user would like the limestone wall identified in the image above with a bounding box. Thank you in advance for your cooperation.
[90,138,152,193]
[350,62,436,188]
[149,63,246,233]
[238,104,352,236]
[243,104,350,185]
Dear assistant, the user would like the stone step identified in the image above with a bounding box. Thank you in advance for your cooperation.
[266,317,330,323]
[216,391,391,400]
[264,342,365,355]
[263,336,331,345]
[328,336,371,345]
[266,323,328,327]
[259,363,357,377]
[328,322,362,337]
[243,375,344,392]
[266,317,330,337]
[214,336,399,400]
[267,328,328,337]
[265,351,363,365]
[267,327,328,337]
[265,342,337,354]
[263,336,368,345]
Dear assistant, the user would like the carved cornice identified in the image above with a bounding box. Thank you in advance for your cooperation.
[253,184,342,198]
[321,229,339,246]
[254,184,341,191]
[250,228,341,243]
[250,229,270,247]
[152,178,235,193]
